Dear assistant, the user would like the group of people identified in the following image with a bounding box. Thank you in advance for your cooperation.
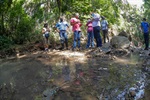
[42,11,109,51]
[42,13,150,51]
[42,12,109,50]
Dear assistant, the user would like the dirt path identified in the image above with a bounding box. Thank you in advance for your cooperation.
[0,48,149,100]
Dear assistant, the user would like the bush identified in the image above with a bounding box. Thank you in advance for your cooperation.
[0,36,14,50]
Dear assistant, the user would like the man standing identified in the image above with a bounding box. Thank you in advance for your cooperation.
[141,18,149,50]
[101,16,109,43]
[91,11,102,49]
[70,13,82,51]
[56,17,69,50]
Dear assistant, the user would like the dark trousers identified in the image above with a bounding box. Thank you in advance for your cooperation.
[102,30,109,43]
[93,26,102,47]
[144,33,149,49]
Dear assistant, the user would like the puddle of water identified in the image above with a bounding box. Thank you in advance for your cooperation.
[0,51,147,100]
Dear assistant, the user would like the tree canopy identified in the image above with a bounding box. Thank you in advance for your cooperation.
[0,0,148,50]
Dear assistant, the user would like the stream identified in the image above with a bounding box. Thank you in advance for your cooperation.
[0,50,149,100]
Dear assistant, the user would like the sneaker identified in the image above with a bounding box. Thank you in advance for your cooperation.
[66,47,69,50]
[45,48,48,51]
[72,48,75,51]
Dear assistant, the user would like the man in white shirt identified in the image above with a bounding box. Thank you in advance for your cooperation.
[91,11,102,48]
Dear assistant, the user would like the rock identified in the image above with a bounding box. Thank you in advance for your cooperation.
[43,87,59,100]
[135,89,144,99]
[101,43,112,54]
[129,87,137,97]
[102,43,111,49]
[129,90,136,97]
[110,36,130,49]
[118,31,129,38]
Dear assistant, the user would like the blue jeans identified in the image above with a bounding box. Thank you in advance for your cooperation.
[73,31,81,48]
[59,30,68,44]
[144,33,149,49]
[93,26,102,47]
[86,31,94,48]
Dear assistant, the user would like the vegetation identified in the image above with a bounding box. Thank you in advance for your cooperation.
[0,0,148,50]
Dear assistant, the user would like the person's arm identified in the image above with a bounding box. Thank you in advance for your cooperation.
[55,23,60,33]
[56,28,60,33]
[66,23,69,28]
[42,28,45,34]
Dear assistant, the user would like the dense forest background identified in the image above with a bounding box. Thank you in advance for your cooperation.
[0,0,149,51]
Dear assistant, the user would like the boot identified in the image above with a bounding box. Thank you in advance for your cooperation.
[60,43,64,50]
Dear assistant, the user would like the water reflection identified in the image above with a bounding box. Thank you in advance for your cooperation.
[62,65,70,81]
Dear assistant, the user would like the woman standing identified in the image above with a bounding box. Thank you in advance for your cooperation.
[42,23,50,51]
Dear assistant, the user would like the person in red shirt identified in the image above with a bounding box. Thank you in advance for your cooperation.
[70,13,82,51]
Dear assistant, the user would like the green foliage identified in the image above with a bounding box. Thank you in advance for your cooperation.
[144,0,150,21]
[0,36,14,50]
[0,0,146,50]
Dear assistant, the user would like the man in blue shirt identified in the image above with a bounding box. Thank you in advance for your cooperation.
[56,17,69,50]
[141,18,149,50]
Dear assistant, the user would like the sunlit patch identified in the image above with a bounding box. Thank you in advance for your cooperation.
[114,56,140,65]
[16,54,27,58]
[49,51,87,62]
[54,51,85,57]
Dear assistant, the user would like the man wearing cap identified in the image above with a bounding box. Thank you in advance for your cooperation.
[56,17,69,50]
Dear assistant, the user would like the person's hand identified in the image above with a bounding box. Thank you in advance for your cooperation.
[57,30,60,33]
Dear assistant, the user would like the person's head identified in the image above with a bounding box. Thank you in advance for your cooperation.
[87,18,91,22]
[60,17,64,22]
[143,18,146,21]
[44,23,48,28]
[90,9,97,17]
[101,16,105,20]
[75,13,79,18]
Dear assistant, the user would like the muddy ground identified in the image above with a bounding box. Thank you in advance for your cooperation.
[0,47,150,100]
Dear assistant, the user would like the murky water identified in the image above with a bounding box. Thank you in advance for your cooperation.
[0,51,148,100]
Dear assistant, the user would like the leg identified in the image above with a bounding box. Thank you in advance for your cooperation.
[91,31,95,47]
[106,30,109,42]
[77,31,81,48]
[94,26,102,47]
[93,27,98,47]
[103,30,106,43]
[144,33,149,49]
[64,32,68,49]
[60,31,64,49]
[45,37,49,50]
[86,32,90,48]
[73,31,78,49]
